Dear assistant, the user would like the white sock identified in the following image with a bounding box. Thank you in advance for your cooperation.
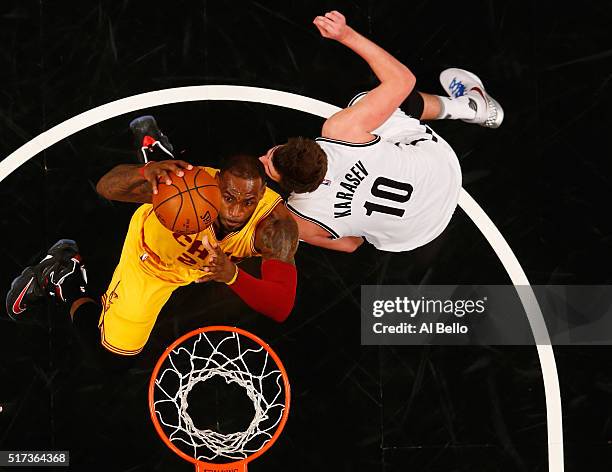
[437,95,477,120]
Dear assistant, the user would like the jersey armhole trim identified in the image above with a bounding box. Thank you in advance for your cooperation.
[285,202,340,240]
[315,135,381,147]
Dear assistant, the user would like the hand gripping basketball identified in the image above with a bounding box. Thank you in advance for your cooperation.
[151,166,222,235]
[142,159,194,195]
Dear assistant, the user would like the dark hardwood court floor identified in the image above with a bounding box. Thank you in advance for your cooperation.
[1,1,611,470]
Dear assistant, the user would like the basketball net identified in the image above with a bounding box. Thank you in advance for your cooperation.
[149,326,290,471]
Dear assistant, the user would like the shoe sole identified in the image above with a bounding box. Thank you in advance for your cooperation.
[483,95,504,128]
[47,239,79,259]
[129,115,157,134]
[440,68,485,97]
[129,115,174,163]
[440,68,504,128]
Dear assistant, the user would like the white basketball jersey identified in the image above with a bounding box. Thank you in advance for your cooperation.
[287,125,461,252]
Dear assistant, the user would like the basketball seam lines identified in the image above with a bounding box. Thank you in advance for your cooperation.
[171,186,184,231]
[153,184,218,211]
[154,182,219,233]
[181,174,201,233]
[194,186,220,214]
[192,169,220,228]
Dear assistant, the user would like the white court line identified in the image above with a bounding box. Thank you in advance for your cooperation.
[0,85,564,471]
[459,192,563,471]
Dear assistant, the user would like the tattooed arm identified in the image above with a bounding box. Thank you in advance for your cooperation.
[95,160,194,203]
[254,204,299,263]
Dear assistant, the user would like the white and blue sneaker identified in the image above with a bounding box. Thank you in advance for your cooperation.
[439,68,504,128]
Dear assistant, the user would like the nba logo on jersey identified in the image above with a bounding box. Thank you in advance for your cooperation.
[321,179,331,186]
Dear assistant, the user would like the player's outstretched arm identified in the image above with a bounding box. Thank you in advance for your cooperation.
[96,160,193,203]
[314,11,416,142]
[289,210,364,252]
[299,232,364,253]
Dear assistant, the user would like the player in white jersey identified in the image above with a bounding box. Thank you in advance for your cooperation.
[259,11,503,253]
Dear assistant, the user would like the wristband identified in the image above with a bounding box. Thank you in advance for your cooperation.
[138,162,152,178]
[225,264,239,286]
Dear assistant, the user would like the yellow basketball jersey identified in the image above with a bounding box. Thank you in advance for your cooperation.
[126,167,282,283]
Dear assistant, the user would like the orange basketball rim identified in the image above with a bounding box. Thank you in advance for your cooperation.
[148,326,291,471]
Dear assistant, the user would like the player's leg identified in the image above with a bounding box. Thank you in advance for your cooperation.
[69,297,135,371]
[69,297,100,350]
[411,90,477,122]
[399,89,469,122]
[348,91,432,141]
[6,239,87,320]
[407,68,503,128]
[4,239,133,370]
[97,252,180,357]
[98,201,192,356]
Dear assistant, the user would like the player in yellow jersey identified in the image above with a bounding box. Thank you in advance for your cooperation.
[6,116,299,364]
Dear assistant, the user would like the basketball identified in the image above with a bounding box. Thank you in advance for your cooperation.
[152,167,221,234]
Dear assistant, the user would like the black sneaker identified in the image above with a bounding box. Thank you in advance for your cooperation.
[129,115,175,163]
[6,239,88,320]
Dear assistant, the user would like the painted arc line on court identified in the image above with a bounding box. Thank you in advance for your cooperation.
[458,191,563,471]
[0,85,563,472]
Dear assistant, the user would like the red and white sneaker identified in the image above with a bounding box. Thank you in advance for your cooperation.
[5,239,88,320]
[129,115,175,163]
[439,68,504,128]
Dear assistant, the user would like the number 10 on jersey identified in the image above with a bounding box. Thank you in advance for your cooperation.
[364,177,413,217]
